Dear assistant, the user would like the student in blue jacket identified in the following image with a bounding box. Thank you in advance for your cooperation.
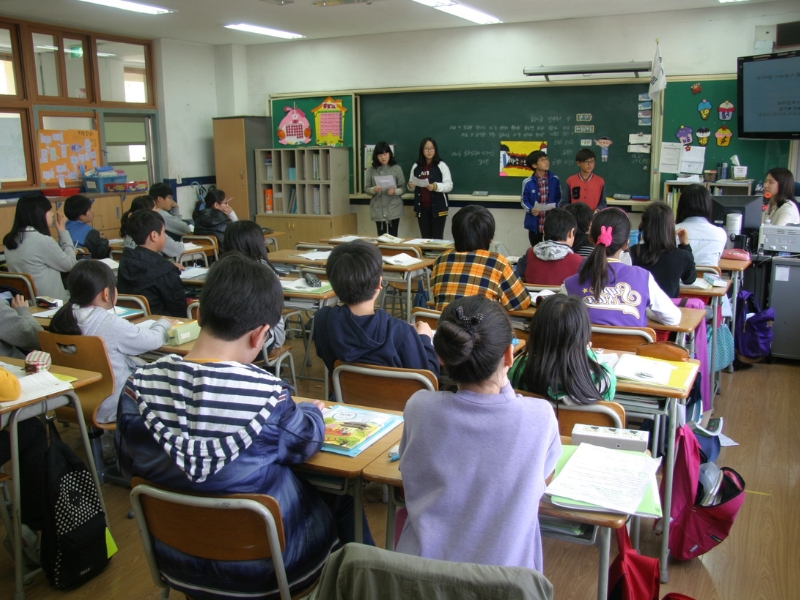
[520,150,561,247]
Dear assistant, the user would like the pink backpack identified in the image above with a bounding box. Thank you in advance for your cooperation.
[658,425,746,561]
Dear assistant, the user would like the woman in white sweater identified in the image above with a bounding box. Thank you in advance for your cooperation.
[763,167,799,227]
[4,192,76,301]
[676,184,728,266]
[50,261,177,423]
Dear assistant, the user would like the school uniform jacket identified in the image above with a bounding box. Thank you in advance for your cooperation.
[65,220,111,259]
[365,164,406,222]
[409,161,453,218]
[117,246,187,318]
[193,208,232,246]
[564,173,606,211]
[520,172,561,233]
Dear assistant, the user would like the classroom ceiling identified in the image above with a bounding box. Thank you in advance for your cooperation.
[0,0,780,45]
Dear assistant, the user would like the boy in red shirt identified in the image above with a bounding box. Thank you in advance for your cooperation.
[517,208,584,285]
[564,149,606,211]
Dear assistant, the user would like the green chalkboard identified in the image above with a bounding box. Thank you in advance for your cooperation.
[359,83,652,197]
[660,78,790,188]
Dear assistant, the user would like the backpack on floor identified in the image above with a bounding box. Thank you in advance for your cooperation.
[608,525,659,600]
[734,290,774,361]
[41,420,112,588]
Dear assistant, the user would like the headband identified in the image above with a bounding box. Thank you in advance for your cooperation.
[597,225,613,247]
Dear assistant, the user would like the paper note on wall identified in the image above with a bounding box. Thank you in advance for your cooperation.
[679,145,706,175]
[659,142,682,175]
[37,129,101,185]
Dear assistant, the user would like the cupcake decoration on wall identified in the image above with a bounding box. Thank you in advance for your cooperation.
[697,99,712,120]
[697,127,711,146]
[675,125,694,145]
[715,126,733,147]
[718,100,735,121]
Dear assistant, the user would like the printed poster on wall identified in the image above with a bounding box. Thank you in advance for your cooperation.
[312,97,348,147]
[499,140,547,177]
[38,129,100,185]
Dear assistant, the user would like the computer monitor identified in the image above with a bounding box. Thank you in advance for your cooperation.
[711,195,762,233]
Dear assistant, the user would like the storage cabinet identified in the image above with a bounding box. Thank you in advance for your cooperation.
[90,193,126,239]
[255,213,357,247]
[664,179,755,212]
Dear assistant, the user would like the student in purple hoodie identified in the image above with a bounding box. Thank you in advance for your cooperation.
[314,240,440,377]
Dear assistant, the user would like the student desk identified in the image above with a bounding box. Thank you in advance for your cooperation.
[293,397,404,545]
[0,358,105,600]
[268,249,434,323]
[263,230,285,252]
[321,236,454,256]
[29,305,144,329]
[361,435,627,600]
[719,258,751,373]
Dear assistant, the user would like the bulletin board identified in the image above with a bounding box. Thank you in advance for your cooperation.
[37,129,101,185]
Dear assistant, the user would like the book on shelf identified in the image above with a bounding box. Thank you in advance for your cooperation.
[312,153,320,180]
[321,404,403,457]
[313,186,321,215]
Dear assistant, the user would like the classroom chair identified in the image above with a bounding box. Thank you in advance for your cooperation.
[590,324,657,353]
[261,345,297,390]
[110,248,124,262]
[181,235,219,262]
[377,244,430,319]
[117,294,152,315]
[0,272,37,301]
[295,242,333,252]
[410,306,441,330]
[38,331,124,486]
[187,301,200,320]
[696,265,722,276]
[332,360,437,411]
[515,388,626,436]
[129,478,306,600]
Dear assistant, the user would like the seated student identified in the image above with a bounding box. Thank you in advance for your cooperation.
[431,205,531,311]
[563,148,606,211]
[222,220,286,353]
[193,188,234,247]
[509,294,615,403]
[630,202,696,299]
[50,261,175,424]
[117,210,188,318]
[563,201,595,257]
[3,192,77,301]
[64,194,110,259]
[396,296,560,571]
[116,252,370,599]
[314,240,439,376]
[121,195,186,259]
[0,293,42,358]
[563,208,681,327]
[675,184,727,266]
[517,208,583,285]
[149,182,192,241]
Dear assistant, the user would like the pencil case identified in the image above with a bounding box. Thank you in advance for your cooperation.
[164,320,200,346]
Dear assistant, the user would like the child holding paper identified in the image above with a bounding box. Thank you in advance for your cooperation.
[408,137,453,239]
[365,141,406,237]
[520,150,561,247]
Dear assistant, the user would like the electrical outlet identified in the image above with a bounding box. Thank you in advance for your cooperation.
[176,175,182,184]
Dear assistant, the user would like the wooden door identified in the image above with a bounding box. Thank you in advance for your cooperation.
[91,194,123,236]
[213,119,248,221]
[293,217,334,245]
[256,214,296,246]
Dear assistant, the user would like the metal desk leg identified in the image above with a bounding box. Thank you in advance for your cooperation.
[596,526,611,600]
[711,296,720,400]
[353,477,363,544]
[301,313,316,376]
[385,489,396,550]
[660,397,677,584]
[406,275,413,323]
[727,271,741,373]
[9,412,27,600]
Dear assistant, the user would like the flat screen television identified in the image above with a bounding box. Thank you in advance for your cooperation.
[711,195,762,233]
[737,51,800,139]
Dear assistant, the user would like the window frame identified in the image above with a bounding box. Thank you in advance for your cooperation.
[0,107,36,188]
[92,33,156,109]
[0,19,25,103]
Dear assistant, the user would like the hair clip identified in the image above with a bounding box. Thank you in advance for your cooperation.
[455,306,483,328]
[597,225,613,247]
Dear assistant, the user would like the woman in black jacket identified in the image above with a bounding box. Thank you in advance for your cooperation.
[407,137,453,239]
[192,188,233,246]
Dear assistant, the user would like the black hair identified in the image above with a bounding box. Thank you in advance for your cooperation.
[636,202,677,266]
[563,201,593,233]
[518,295,610,405]
[50,261,117,336]
[525,150,548,170]
[326,240,383,305]
[199,251,283,341]
[119,195,156,237]
[3,192,52,250]
[127,210,165,246]
[767,167,796,208]
[676,184,713,224]
[416,137,441,166]
[223,220,266,260]
[578,208,630,301]
[194,187,225,221]
[148,182,172,201]
[434,296,512,385]
[371,142,397,168]
[453,204,494,252]
[543,208,576,242]
[64,195,92,221]
[575,148,596,163]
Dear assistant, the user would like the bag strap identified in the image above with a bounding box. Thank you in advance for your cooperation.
[615,522,634,556]
[47,418,62,444]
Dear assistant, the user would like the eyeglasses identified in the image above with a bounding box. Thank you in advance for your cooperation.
[581,159,596,165]
[423,146,435,151]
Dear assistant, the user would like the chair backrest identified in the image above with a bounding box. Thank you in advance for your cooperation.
[332,360,437,411]
[0,272,37,300]
[590,324,657,353]
[410,306,441,330]
[524,284,562,293]
[38,331,115,426]
[377,244,422,259]
[187,300,200,320]
[117,294,151,315]
[696,265,722,276]
[110,248,124,261]
[130,477,291,600]
[182,235,219,259]
[515,388,625,436]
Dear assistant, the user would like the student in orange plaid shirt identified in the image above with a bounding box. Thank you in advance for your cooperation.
[431,205,531,311]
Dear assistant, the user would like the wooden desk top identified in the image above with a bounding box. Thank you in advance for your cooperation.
[679,279,732,298]
[321,237,453,253]
[719,258,752,272]
[0,357,102,415]
[269,249,434,273]
[509,305,705,335]
[31,305,144,329]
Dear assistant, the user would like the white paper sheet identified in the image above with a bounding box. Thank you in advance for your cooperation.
[376,234,404,244]
[10,371,73,404]
[382,253,423,266]
[98,258,119,269]
[372,175,397,190]
[182,242,204,252]
[330,235,364,243]
[613,353,676,386]
[679,145,706,175]
[32,308,59,318]
[294,251,332,261]
[629,133,652,144]
[410,175,429,188]
[659,142,683,174]
[533,202,557,212]
[180,267,209,280]
[627,144,651,154]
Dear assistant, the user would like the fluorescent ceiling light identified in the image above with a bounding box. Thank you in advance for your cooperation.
[35,45,59,51]
[97,52,117,57]
[718,0,748,3]
[225,23,305,40]
[77,0,174,15]
[411,0,501,25]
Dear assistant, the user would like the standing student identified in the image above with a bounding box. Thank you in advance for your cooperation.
[365,141,406,237]
[50,261,175,423]
[193,188,234,246]
[676,184,728,266]
[120,195,186,259]
[64,194,111,259]
[509,294,615,403]
[149,182,192,240]
[408,137,452,239]
[563,148,606,211]
[3,192,77,301]
[762,167,799,226]
[630,202,696,298]
[520,150,561,247]
[396,295,560,571]
[563,201,595,257]
[563,208,681,327]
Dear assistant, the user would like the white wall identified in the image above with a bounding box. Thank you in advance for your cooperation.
[214,44,249,117]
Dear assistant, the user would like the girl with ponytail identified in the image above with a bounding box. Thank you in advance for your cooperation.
[50,261,177,423]
[396,295,560,573]
[562,207,681,326]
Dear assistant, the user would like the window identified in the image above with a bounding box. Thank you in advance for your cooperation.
[104,115,154,184]
[97,40,149,104]
[32,31,60,96]
[63,37,87,99]
[0,110,32,186]
[0,26,19,96]
[29,28,91,102]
